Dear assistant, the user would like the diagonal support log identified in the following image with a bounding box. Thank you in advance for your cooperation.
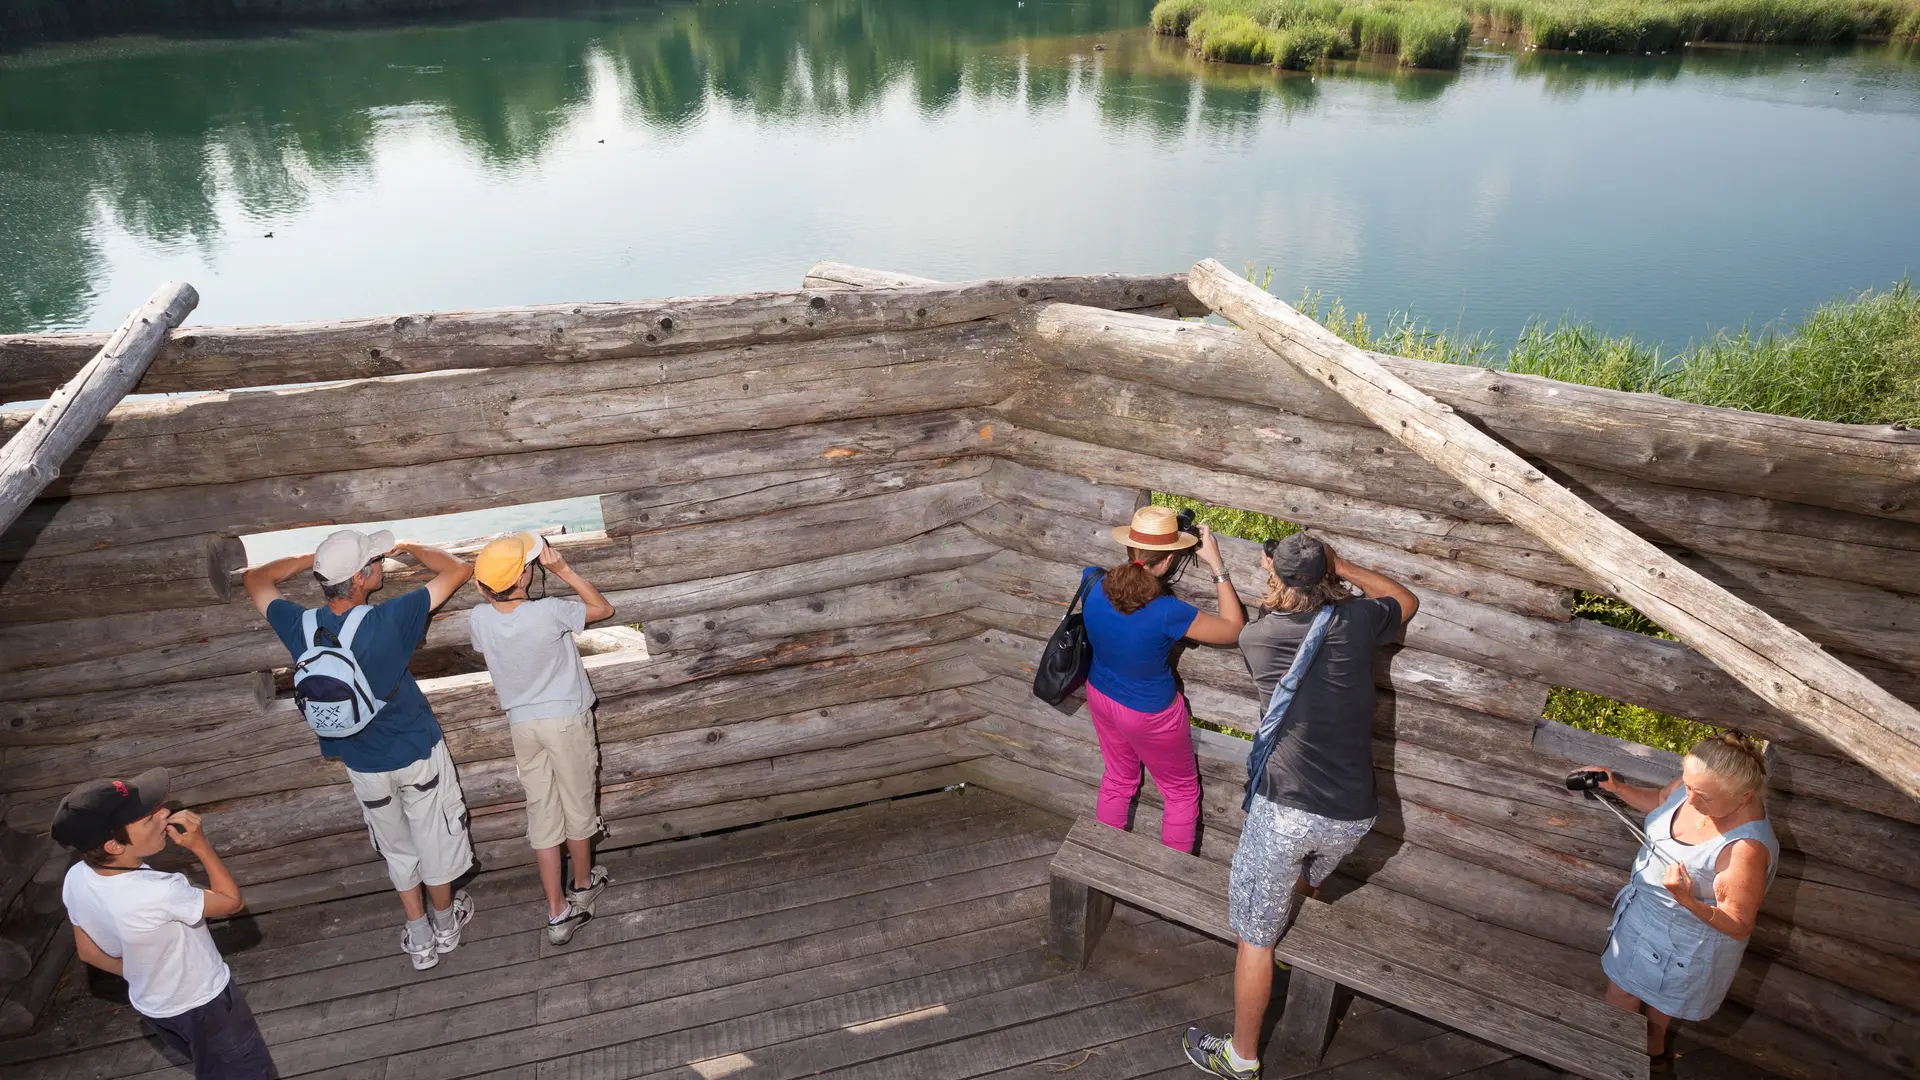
[1187,259,1920,801]
[0,282,198,535]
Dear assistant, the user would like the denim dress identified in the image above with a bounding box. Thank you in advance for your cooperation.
[1600,786,1778,1020]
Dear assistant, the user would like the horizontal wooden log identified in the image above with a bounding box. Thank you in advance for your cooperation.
[1006,364,1920,599]
[3,616,985,827]
[997,421,1597,591]
[0,322,1016,499]
[802,262,939,289]
[1017,301,1920,525]
[977,457,1145,527]
[0,482,994,698]
[642,570,981,657]
[997,367,1498,523]
[1532,717,1920,828]
[0,407,997,562]
[0,533,241,624]
[0,273,1197,402]
[602,456,991,537]
[1557,463,1920,598]
[0,670,275,748]
[1311,531,1574,622]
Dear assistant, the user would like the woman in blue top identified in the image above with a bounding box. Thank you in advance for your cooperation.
[1082,506,1246,852]
[1579,733,1778,1073]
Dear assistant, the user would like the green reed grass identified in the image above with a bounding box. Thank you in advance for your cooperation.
[1153,0,1920,69]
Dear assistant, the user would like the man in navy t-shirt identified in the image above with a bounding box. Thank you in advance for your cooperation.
[243,528,476,972]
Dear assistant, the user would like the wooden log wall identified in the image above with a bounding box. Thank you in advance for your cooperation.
[937,294,1920,1080]
[0,266,1915,1079]
[0,273,1192,1034]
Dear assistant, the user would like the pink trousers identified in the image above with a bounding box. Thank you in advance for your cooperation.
[1085,683,1202,852]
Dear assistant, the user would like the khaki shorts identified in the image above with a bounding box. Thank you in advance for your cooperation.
[347,738,474,893]
[509,710,603,850]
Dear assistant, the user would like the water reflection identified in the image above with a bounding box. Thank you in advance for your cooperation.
[1,0,1915,337]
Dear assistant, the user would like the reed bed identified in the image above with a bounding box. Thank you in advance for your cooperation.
[1152,0,1920,69]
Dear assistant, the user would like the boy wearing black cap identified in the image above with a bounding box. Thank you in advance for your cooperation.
[55,768,276,1078]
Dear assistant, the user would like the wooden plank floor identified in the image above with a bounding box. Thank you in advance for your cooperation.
[1,786,1755,1079]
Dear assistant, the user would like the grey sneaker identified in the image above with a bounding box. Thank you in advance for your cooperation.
[546,902,592,946]
[564,865,611,914]
[430,890,475,954]
[1183,1027,1259,1080]
[402,920,439,971]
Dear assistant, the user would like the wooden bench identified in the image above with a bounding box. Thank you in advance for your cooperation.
[1047,816,1648,1080]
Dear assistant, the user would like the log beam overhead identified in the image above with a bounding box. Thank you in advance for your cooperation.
[0,272,1199,402]
[1189,258,1920,800]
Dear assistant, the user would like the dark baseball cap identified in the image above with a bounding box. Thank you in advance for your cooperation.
[1266,534,1328,587]
[50,768,171,851]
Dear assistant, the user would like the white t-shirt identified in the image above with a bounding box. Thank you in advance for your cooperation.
[62,862,230,1018]
[469,597,595,725]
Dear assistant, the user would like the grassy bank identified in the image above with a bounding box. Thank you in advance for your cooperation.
[1151,0,1920,70]
[1159,279,1917,750]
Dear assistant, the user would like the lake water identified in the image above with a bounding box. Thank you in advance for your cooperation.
[2,0,1917,555]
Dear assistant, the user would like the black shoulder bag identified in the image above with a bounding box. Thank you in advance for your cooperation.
[1032,569,1104,705]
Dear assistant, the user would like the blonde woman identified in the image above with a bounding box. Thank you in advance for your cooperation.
[1080,506,1246,853]
[1581,734,1778,1073]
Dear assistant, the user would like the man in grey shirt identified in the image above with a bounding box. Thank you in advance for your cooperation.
[469,533,616,944]
[1185,535,1417,1080]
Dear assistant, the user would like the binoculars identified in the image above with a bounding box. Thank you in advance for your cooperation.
[1564,769,1610,792]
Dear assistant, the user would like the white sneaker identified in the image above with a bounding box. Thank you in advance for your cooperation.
[546,902,592,946]
[564,865,611,915]
[430,890,475,954]
[402,920,439,971]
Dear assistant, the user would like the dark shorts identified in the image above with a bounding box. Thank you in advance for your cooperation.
[146,982,277,1080]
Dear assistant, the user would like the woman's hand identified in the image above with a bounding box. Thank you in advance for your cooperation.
[1574,764,1622,794]
[1195,524,1224,572]
[537,544,569,573]
[1662,861,1695,904]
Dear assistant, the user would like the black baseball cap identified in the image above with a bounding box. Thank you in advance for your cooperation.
[1266,534,1328,587]
[50,768,171,851]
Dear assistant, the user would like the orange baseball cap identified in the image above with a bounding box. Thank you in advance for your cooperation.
[474,532,545,592]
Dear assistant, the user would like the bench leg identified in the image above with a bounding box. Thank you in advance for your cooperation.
[1047,876,1114,969]
[1270,968,1346,1070]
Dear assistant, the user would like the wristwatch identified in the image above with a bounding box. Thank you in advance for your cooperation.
[1211,569,1231,584]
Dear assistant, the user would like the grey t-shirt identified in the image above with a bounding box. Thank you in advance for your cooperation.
[468,598,595,725]
[1236,596,1402,822]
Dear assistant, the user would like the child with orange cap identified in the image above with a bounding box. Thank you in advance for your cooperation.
[469,532,617,944]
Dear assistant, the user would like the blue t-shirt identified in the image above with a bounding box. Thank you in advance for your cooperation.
[1081,568,1200,712]
[266,590,443,775]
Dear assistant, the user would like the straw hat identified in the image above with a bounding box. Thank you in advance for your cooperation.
[1109,506,1199,552]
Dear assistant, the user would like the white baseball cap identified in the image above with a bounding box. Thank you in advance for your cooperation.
[313,528,396,586]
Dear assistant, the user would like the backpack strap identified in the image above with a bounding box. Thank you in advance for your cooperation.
[302,608,322,648]
[1242,604,1337,812]
[335,605,374,649]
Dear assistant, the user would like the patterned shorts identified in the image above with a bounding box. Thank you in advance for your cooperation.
[1228,795,1376,947]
